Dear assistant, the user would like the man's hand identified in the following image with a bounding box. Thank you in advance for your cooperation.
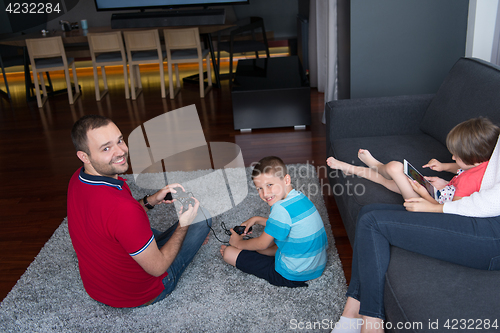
[404,197,443,213]
[178,197,200,227]
[153,183,185,205]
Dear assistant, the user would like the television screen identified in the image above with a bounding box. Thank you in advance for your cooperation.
[94,0,249,11]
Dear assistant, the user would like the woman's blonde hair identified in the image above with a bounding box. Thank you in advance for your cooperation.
[446,117,500,165]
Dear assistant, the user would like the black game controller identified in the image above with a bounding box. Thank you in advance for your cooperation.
[165,188,196,211]
[233,226,253,235]
[164,192,173,201]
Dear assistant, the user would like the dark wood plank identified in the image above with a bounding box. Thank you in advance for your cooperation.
[0,60,351,301]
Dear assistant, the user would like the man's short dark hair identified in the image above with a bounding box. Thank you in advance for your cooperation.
[71,115,112,154]
[251,156,287,180]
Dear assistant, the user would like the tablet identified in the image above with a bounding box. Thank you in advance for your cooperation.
[403,159,435,198]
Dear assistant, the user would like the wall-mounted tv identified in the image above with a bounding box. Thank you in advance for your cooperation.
[94,0,250,11]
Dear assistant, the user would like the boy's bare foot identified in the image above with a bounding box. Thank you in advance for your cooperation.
[326,157,353,175]
[203,235,209,245]
[220,245,227,257]
[358,149,383,169]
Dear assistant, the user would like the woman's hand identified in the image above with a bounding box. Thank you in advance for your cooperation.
[404,197,443,213]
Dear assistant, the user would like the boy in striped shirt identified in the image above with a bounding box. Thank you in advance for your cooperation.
[220,156,328,287]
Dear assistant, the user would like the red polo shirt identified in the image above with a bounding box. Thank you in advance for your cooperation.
[67,167,167,307]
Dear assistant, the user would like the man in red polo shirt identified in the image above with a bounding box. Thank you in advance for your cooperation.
[67,115,211,307]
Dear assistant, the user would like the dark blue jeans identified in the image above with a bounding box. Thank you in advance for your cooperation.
[146,207,212,305]
[347,204,500,320]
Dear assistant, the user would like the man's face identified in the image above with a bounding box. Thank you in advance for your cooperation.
[253,172,290,207]
[82,122,129,178]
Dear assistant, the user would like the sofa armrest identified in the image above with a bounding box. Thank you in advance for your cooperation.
[326,94,435,141]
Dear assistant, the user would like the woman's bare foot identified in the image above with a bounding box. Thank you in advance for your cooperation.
[203,235,209,245]
[220,245,227,257]
[327,157,354,175]
[358,149,383,169]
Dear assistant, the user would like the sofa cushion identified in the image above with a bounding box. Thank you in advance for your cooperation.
[384,247,500,333]
[420,57,500,146]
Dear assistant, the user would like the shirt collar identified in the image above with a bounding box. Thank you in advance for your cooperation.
[270,188,297,210]
[78,167,124,190]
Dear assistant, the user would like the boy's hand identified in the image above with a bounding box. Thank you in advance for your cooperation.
[228,229,244,248]
[407,178,437,203]
[408,178,426,196]
[422,159,444,172]
[424,176,449,190]
[241,217,259,234]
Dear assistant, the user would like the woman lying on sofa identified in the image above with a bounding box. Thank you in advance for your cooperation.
[331,134,500,333]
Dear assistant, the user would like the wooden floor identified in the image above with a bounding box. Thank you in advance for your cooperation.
[0,59,352,302]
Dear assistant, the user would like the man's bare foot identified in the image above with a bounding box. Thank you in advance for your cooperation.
[358,149,383,169]
[202,235,209,246]
[220,245,227,257]
[326,156,354,175]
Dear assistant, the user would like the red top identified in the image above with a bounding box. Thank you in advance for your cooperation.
[67,167,166,307]
[449,161,488,198]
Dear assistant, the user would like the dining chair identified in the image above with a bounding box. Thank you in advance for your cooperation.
[0,47,23,101]
[0,31,27,101]
[122,29,166,100]
[163,27,212,99]
[25,36,80,108]
[216,17,270,86]
[87,31,129,101]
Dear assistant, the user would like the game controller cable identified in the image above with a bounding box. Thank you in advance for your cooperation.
[164,188,250,244]
[198,208,252,244]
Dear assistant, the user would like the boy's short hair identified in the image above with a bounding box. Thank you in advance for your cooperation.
[446,117,500,165]
[71,115,112,155]
[252,156,287,180]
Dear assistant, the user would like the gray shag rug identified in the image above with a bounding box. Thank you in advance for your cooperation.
[0,164,347,332]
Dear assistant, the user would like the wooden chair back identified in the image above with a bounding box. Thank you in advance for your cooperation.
[123,29,162,54]
[87,31,126,56]
[164,27,201,51]
[25,36,68,69]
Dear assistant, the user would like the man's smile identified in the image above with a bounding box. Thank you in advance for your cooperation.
[112,155,128,165]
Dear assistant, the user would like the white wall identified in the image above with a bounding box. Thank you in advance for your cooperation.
[466,0,500,64]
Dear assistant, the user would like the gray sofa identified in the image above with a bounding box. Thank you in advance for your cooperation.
[326,57,500,332]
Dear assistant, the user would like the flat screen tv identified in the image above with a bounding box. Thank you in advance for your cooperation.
[94,0,249,11]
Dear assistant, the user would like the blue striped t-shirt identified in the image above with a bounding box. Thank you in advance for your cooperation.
[264,189,328,281]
